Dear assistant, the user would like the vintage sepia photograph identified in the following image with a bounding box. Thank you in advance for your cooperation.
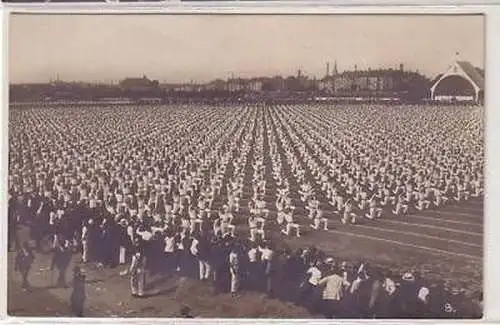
[7,13,484,319]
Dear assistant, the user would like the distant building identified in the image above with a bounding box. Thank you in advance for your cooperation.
[226,78,246,92]
[318,76,335,93]
[316,67,424,98]
[431,59,484,103]
[120,75,158,92]
[248,78,264,92]
[210,79,227,92]
[262,76,286,92]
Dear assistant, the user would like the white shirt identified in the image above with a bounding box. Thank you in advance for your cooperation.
[248,248,258,262]
[260,247,273,261]
[127,225,135,241]
[383,278,397,296]
[164,236,176,253]
[190,238,199,256]
[319,274,349,301]
[248,218,258,229]
[181,218,190,228]
[49,212,57,226]
[307,266,322,286]
[229,252,239,269]
[81,225,89,241]
[350,277,363,294]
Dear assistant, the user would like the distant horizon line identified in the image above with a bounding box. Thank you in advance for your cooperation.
[3,70,441,86]
[11,62,485,86]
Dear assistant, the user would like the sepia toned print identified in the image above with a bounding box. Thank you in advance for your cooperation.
[7,14,484,318]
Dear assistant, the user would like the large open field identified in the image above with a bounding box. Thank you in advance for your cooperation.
[8,103,484,317]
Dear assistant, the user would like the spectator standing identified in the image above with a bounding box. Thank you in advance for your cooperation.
[190,232,211,281]
[50,237,72,288]
[298,260,321,307]
[261,242,275,298]
[70,266,86,317]
[14,242,35,290]
[317,266,350,318]
[367,268,385,318]
[118,218,131,265]
[245,242,261,291]
[163,229,177,273]
[129,237,147,297]
[398,272,420,318]
[81,219,92,263]
[210,235,225,295]
[229,246,240,297]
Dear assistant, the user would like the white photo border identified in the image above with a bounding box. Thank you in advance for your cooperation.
[0,3,499,325]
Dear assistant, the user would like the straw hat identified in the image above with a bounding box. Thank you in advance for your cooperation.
[401,272,415,282]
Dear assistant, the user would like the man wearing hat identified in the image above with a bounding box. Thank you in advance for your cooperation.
[317,266,350,318]
[444,284,465,318]
[398,271,419,317]
[298,259,322,308]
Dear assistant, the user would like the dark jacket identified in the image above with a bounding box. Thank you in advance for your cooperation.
[197,236,211,261]
[71,273,86,304]
[15,248,35,272]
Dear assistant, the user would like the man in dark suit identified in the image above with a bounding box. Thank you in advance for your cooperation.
[50,236,72,288]
[14,242,35,290]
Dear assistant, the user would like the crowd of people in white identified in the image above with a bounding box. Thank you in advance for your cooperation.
[9,103,483,318]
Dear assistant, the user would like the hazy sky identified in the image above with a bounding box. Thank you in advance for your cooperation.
[9,14,484,84]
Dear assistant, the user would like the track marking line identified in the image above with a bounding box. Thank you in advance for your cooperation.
[326,229,482,260]
[436,210,483,218]
[351,224,482,248]
[448,205,484,212]
[407,214,483,227]
[376,219,483,236]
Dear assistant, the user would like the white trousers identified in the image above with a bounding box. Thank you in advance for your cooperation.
[230,268,240,293]
[199,260,211,280]
[119,246,126,264]
[82,240,89,262]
